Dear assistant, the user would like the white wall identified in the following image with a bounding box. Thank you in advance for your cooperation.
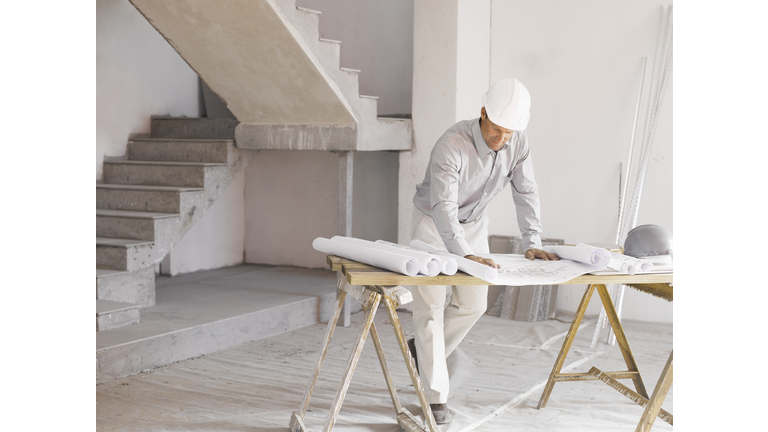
[96,0,201,180]
[398,0,492,244]
[243,150,400,269]
[455,0,491,122]
[486,0,673,323]
[296,0,414,116]
[352,151,400,243]
[244,151,339,269]
[161,172,246,276]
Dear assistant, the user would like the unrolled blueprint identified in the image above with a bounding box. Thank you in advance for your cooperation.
[477,253,608,286]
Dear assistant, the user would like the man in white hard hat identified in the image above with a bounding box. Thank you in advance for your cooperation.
[408,78,557,424]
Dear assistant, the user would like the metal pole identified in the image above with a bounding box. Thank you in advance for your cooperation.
[628,21,672,230]
[616,57,648,245]
[621,5,673,241]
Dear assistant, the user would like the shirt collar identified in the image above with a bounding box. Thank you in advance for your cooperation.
[472,117,509,157]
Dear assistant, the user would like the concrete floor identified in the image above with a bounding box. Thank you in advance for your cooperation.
[96,297,673,431]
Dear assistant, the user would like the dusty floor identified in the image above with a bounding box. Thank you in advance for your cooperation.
[96,307,672,431]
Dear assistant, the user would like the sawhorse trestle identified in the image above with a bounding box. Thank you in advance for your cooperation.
[537,283,673,431]
[289,272,439,432]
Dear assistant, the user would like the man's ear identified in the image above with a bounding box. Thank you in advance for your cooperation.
[480,107,486,119]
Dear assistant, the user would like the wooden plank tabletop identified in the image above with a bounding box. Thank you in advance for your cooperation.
[326,256,672,300]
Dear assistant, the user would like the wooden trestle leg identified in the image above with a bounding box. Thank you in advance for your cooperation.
[381,291,438,432]
[537,284,650,410]
[595,284,648,398]
[538,284,597,409]
[370,321,402,413]
[322,289,381,431]
[290,278,436,432]
[290,288,347,432]
[636,351,673,432]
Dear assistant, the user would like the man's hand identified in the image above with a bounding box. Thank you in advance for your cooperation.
[524,248,559,261]
[464,254,500,269]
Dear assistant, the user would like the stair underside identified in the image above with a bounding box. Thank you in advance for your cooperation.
[128,0,412,151]
[129,0,356,125]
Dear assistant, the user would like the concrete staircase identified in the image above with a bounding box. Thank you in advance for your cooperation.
[128,0,412,151]
[96,117,255,330]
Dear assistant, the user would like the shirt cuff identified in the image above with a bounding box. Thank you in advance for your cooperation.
[523,233,543,252]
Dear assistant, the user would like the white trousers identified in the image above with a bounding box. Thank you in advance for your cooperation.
[410,208,489,403]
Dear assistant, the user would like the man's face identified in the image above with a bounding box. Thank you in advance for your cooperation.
[479,107,514,151]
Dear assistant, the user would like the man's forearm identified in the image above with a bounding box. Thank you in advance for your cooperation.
[431,202,473,257]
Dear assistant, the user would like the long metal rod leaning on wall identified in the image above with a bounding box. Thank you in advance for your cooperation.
[594,5,673,347]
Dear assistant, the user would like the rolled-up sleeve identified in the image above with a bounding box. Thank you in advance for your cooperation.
[510,137,543,252]
[429,143,474,257]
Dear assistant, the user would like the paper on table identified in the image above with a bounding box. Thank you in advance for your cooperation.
[476,253,610,286]
[409,239,498,283]
[543,244,612,268]
[374,240,457,275]
[331,236,441,276]
[312,237,420,276]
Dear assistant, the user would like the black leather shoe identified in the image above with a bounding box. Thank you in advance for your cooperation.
[430,403,451,425]
[407,338,419,374]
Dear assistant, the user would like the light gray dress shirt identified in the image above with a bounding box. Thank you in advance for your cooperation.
[413,118,543,257]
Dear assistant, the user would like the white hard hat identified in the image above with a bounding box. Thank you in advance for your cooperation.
[481,78,531,130]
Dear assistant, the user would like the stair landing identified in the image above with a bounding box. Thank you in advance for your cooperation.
[96,264,341,384]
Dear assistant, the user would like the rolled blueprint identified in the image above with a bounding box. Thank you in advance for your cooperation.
[313,237,420,276]
[409,239,499,283]
[543,244,611,268]
[605,250,654,275]
[375,240,458,276]
[331,236,441,276]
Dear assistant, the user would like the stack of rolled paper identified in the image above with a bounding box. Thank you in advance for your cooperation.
[573,243,654,274]
[374,240,458,276]
[312,236,459,277]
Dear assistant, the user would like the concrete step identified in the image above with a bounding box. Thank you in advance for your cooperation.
[316,38,343,78]
[96,184,204,213]
[127,138,232,164]
[102,160,227,188]
[292,7,321,48]
[96,237,155,273]
[96,209,179,242]
[97,299,141,331]
[284,5,363,111]
[96,264,341,384]
[335,67,363,108]
[97,267,156,307]
[150,116,239,140]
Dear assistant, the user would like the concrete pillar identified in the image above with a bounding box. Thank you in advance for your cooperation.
[336,151,354,237]
[398,0,490,244]
[336,150,354,327]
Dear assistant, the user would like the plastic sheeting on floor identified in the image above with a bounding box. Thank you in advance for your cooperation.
[96,308,672,431]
